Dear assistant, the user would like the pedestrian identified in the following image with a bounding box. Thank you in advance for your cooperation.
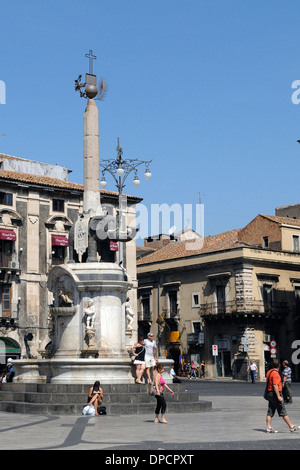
[87,380,104,416]
[190,361,197,379]
[265,359,300,433]
[154,363,174,423]
[131,336,146,384]
[282,360,293,404]
[0,371,6,388]
[5,363,14,383]
[200,360,205,378]
[247,360,258,383]
[170,363,181,383]
[144,332,158,384]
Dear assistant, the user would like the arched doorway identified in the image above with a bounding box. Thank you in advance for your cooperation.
[0,337,21,373]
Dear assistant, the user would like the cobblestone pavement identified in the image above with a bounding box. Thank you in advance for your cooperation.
[1,381,300,452]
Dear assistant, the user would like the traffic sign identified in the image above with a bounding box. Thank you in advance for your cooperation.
[270,347,277,355]
[270,340,277,348]
[212,344,218,356]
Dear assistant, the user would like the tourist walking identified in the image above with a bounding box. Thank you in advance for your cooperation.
[190,361,197,379]
[154,363,174,423]
[282,360,293,404]
[247,360,258,383]
[265,359,300,433]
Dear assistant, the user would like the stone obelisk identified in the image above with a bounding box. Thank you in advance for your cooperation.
[83,98,101,216]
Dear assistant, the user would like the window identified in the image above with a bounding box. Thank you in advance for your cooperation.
[263,236,269,248]
[0,285,11,317]
[192,293,200,307]
[262,284,273,312]
[193,321,201,333]
[293,235,300,252]
[216,284,226,313]
[168,290,178,318]
[141,294,151,321]
[295,286,300,315]
[0,241,13,267]
[0,192,12,206]
[52,199,65,212]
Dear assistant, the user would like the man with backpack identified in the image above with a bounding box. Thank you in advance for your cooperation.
[265,359,300,433]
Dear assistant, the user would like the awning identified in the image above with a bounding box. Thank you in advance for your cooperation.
[0,229,16,241]
[52,235,69,247]
[110,241,119,252]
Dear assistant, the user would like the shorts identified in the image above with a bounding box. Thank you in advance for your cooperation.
[145,355,156,368]
[133,360,145,365]
[266,391,287,417]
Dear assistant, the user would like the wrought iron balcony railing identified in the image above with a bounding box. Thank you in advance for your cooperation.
[162,307,180,320]
[198,300,289,316]
[137,311,153,322]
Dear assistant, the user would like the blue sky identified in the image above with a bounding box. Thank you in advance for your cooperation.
[1,0,300,243]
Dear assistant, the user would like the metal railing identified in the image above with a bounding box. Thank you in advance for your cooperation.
[198,300,289,316]
[137,311,153,322]
[162,307,180,320]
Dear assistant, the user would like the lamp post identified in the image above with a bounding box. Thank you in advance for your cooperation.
[99,138,152,266]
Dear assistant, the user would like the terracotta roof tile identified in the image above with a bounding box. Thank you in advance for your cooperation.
[260,214,300,227]
[0,153,34,163]
[137,229,242,265]
[0,169,82,190]
[0,168,140,199]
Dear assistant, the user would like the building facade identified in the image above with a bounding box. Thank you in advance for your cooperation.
[0,154,139,369]
[137,214,300,381]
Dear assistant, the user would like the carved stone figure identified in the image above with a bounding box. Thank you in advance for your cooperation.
[125,297,134,331]
[56,275,74,306]
[58,290,73,306]
[84,300,96,328]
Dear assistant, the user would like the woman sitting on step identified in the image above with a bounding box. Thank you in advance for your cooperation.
[88,381,104,415]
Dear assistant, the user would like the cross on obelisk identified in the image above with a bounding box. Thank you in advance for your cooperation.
[85,49,97,75]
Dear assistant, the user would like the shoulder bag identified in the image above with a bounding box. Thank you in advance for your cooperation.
[263,369,278,400]
[131,346,145,362]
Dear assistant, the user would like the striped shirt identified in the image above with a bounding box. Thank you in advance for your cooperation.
[282,366,292,382]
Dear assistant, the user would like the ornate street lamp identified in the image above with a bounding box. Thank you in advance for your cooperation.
[100,138,152,193]
[100,138,152,265]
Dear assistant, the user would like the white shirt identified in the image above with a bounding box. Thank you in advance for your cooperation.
[144,338,157,357]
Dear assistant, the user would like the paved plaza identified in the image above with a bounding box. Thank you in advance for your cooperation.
[1,380,300,453]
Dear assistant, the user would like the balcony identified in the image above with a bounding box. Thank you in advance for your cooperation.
[162,307,180,321]
[137,311,152,322]
[199,300,289,317]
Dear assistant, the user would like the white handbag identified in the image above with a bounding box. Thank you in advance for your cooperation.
[82,404,96,415]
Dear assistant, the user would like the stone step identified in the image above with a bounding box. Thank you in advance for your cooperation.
[0,399,211,416]
[0,390,202,405]
[0,383,212,415]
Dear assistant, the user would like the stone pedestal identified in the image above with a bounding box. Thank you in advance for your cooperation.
[13,261,137,384]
